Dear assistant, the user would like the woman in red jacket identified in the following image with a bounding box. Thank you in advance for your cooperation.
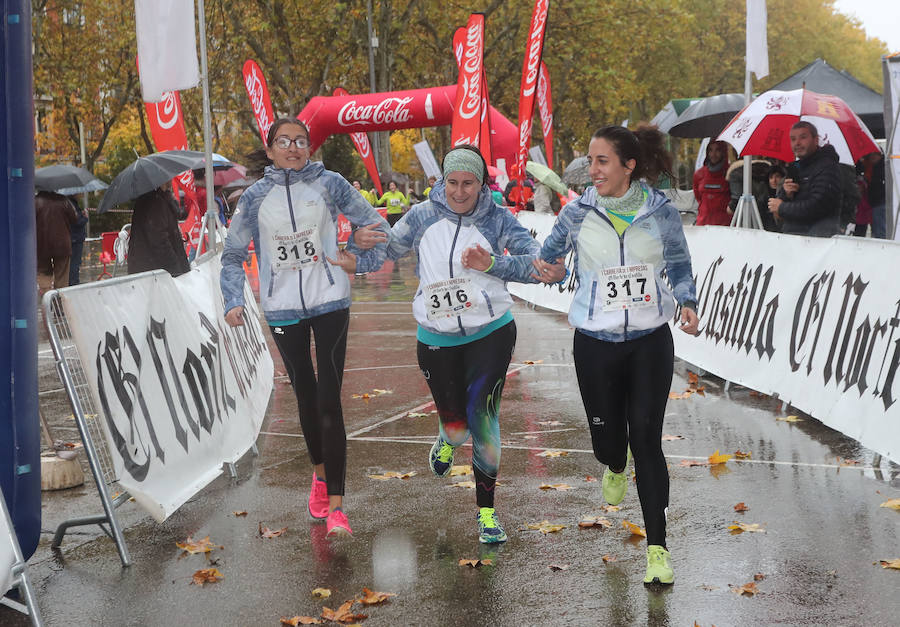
[693,140,732,226]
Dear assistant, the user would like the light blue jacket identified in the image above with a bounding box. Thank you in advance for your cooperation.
[220,162,389,322]
[387,181,540,338]
[540,183,696,342]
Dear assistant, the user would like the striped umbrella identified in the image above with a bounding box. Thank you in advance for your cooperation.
[717,88,879,165]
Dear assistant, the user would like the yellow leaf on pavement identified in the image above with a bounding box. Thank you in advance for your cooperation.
[600,504,620,512]
[880,498,900,510]
[622,520,646,537]
[731,581,759,596]
[539,483,574,491]
[525,520,567,534]
[578,516,613,529]
[459,558,493,567]
[321,600,367,624]
[734,450,752,459]
[450,480,476,489]
[878,559,900,569]
[449,465,472,477]
[367,471,417,480]
[777,415,802,422]
[537,450,568,458]
[734,502,749,512]
[176,535,222,555]
[357,587,396,605]
[728,522,766,534]
[311,588,331,599]
[280,617,323,626]
[602,554,617,563]
[258,523,288,538]
[708,450,733,465]
[406,411,429,418]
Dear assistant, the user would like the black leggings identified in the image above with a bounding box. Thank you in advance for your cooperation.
[573,325,674,546]
[417,321,516,508]
[271,308,350,496]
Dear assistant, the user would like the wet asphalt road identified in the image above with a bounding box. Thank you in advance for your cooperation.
[6,257,900,626]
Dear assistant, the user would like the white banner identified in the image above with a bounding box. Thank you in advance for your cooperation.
[510,214,900,463]
[135,0,200,102]
[746,0,769,80]
[413,140,442,180]
[884,53,900,240]
[60,256,274,522]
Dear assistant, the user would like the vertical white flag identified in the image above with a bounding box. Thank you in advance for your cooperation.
[746,0,769,79]
[135,0,200,103]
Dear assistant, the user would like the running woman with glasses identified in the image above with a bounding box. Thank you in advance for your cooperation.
[221,118,389,538]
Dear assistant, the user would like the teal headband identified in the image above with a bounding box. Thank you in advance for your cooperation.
[443,149,484,183]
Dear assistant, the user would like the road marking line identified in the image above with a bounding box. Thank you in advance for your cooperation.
[509,428,578,435]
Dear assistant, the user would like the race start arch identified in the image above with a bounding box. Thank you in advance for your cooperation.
[296,85,518,170]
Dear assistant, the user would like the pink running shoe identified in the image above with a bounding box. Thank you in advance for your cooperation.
[325,508,352,537]
[308,473,328,520]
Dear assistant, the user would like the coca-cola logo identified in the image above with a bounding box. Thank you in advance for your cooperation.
[459,75,481,121]
[521,0,549,97]
[351,132,371,158]
[154,92,180,130]
[245,66,272,135]
[338,97,414,127]
[457,23,483,121]
[537,68,552,130]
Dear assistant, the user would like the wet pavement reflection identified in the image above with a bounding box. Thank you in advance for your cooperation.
[9,257,900,626]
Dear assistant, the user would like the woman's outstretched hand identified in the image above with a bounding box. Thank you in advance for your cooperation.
[679,307,699,335]
[353,223,388,250]
[327,249,358,274]
[461,244,493,272]
[531,257,566,283]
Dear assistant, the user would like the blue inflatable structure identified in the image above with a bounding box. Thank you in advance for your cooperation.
[1,0,42,560]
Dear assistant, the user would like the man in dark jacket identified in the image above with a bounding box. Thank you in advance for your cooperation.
[35,191,78,294]
[767,121,842,237]
[127,186,191,277]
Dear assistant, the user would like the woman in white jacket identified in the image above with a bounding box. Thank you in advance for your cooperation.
[220,118,389,538]
[540,125,699,585]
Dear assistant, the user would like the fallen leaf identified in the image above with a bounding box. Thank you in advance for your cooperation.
[233,510,248,517]
[878,559,900,569]
[351,393,371,400]
[730,581,759,596]
[537,420,562,426]
[601,554,617,563]
[661,434,685,441]
[583,475,598,482]
[600,504,621,513]
[321,600,367,624]
[280,617,323,626]
[458,558,493,567]
[734,502,749,512]
[708,450,733,465]
[548,564,569,571]
[880,498,900,510]
[176,536,222,555]
[622,520,647,537]
[367,471,417,480]
[449,465,472,477]
[406,412,429,418]
[837,457,861,467]
[525,520,567,534]
[450,481,476,489]
[258,523,288,538]
[733,450,752,459]
[679,459,709,467]
[727,522,766,534]
[190,568,223,586]
[668,391,693,399]
[539,483,574,491]
[523,360,544,365]
[753,573,766,581]
[688,372,699,384]
[357,587,396,605]
[372,389,393,395]
[312,588,332,599]
[537,450,568,458]
[578,516,613,529]
[694,386,706,396]
[776,415,802,423]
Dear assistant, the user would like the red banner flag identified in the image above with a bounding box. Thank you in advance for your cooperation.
[143,88,201,251]
[515,0,549,208]
[450,14,485,148]
[454,25,492,164]
[242,59,275,144]
[333,87,383,197]
[537,61,554,170]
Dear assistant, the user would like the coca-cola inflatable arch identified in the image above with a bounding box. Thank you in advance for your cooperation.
[296,85,518,169]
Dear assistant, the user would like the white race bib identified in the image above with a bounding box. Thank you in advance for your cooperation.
[389,198,402,206]
[424,277,478,320]
[599,263,657,312]
[271,224,322,271]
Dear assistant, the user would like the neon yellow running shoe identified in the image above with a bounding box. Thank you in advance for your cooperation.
[643,545,675,585]
[429,436,455,477]
[601,447,632,505]
[477,507,508,544]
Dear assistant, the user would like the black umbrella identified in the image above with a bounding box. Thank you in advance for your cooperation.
[98,150,207,213]
[563,156,590,186]
[668,93,749,138]
[35,165,108,195]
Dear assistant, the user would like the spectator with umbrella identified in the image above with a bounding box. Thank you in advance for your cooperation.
[34,191,79,295]
[692,141,733,225]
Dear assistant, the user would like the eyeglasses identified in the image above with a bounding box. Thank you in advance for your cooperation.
[272,136,309,150]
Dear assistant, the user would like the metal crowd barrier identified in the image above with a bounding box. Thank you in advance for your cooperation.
[1,486,43,626]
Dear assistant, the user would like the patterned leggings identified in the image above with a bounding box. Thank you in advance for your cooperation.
[417,321,516,508]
